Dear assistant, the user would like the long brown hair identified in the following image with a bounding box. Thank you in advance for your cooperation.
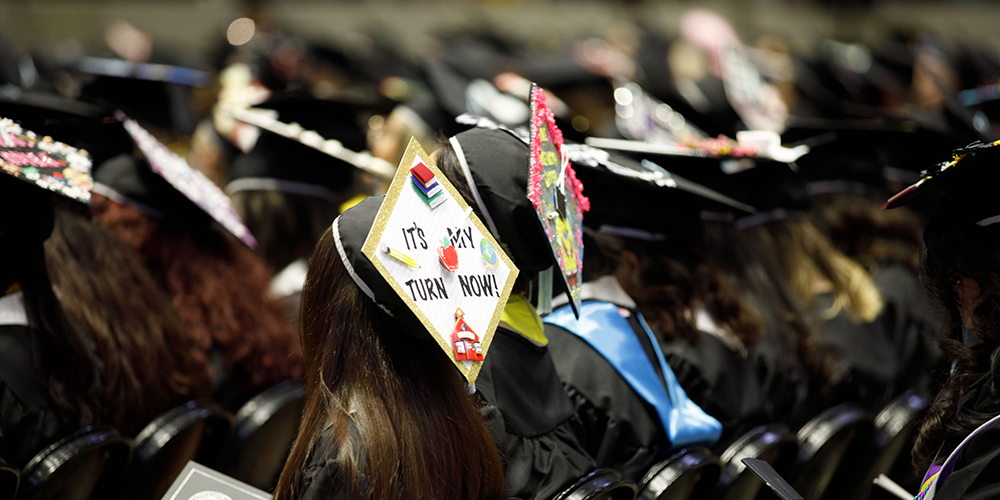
[912,214,1000,470]
[752,218,883,324]
[230,190,340,273]
[0,180,102,432]
[273,228,504,500]
[90,194,302,397]
[44,207,213,434]
[600,232,762,349]
[810,192,924,273]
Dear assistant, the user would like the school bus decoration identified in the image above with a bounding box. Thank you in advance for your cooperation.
[451,308,484,361]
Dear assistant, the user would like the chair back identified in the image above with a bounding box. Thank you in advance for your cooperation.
[554,469,638,500]
[853,391,929,499]
[0,459,18,500]
[715,424,798,500]
[16,426,131,500]
[221,380,305,491]
[638,447,722,500]
[791,404,874,500]
[118,400,231,500]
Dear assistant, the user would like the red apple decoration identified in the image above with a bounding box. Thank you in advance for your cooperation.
[438,237,459,272]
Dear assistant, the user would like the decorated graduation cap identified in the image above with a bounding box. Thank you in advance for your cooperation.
[0,117,93,203]
[334,138,518,384]
[223,95,394,198]
[93,113,256,247]
[526,84,589,314]
[883,140,1000,227]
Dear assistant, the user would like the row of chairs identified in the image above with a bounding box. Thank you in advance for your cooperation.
[4,384,925,500]
[4,380,305,500]
[537,390,929,500]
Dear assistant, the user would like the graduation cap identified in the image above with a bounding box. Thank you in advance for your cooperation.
[223,95,395,198]
[335,138,518,384]
[93,113,256,247]
[0,117,93,203]
[564,143,754,240]
[613,81,709,144]
[524,84,590,315]
[883,140,1000,226]
[580,136,807,224]
[76,57,209,136]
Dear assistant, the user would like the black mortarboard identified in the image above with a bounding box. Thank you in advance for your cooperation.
[565,144,754,239]
[227,93,390,197]
[330,194,424,337]
[581,137,808,216]
[448,127,556,274]
[883,140,1000,227]
[76,57,210,136]
[93,115,256,246]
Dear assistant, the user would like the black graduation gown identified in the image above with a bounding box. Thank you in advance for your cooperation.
[813,293,900,411]
[545,303,671,482]
[872,263,943,394]
[659,323,770,446]
[927,370,1000,499]
[474,326,596,500]
[296,423,377,500]
[746,292,826,429]
[0,322,73,468]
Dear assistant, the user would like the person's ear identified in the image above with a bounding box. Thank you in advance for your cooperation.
[954,276,983,333]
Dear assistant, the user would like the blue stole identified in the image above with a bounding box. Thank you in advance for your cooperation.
[545,301,722,450]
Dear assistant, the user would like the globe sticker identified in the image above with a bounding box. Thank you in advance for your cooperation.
[361,138,519,384]
[480,238,499,271]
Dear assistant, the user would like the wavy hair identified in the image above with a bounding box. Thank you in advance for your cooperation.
[273,228,505,500]
[90,194,302,400]
[912,214,1000,470]
[45,207,213,434]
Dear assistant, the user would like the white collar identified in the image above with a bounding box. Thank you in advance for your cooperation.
[0,291,29,327]
[553,275,637,309]
[269,257,309,298]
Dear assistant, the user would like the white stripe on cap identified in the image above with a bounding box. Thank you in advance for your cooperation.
[598,224,666,241]
[977,215,1000,227]
[226,177,337,200]
[450,135,501,239]
[331,216,393,316]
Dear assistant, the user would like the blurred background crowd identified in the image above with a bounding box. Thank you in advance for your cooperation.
[1,0,1000,499]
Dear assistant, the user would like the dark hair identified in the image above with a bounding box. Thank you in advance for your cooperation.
[810,192,924,272]
[0,181,101,430]
[273,228,505,500]
[751,218,883,324]
[44,207,213,434]
[703,221,833,386]
[912,214,1000,470]
[90,194,303,397]
[230,190,340,273]
[606,233,762,348]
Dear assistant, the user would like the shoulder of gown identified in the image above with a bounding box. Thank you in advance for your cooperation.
[545,320,668,482]
[475,326,596,500]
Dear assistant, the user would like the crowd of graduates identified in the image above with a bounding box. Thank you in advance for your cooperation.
[3,3,1000,500]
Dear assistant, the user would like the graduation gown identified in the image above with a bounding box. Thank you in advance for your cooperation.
[0,291,74,468]
[295,422,377,500]
[545,276,688,481]
[813,293,900,411]
[659,312,771,446]
[474,296,596,500]
[922,369,1000,500]
[746,291,827,429]
[873,263,943,394]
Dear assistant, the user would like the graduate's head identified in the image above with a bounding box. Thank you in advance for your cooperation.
[885,140,1000,470]
[434,128,556,276]
[276,196,503,500]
